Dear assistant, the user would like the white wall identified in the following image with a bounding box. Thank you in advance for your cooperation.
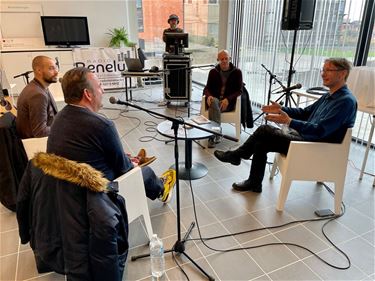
[0,0,138,48]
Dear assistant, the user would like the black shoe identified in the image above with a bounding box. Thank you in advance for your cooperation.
[214,150,241,166]
[232,180,262,193]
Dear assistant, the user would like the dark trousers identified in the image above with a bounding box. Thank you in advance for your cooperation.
[234,125,303,185]
[141,166,163,200]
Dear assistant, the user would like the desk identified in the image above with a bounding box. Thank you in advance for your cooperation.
[121,71,162,101]
[157,119,218,180]
[292,89,375,185]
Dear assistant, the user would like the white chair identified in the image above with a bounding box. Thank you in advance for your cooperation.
[200,95,241,141]
[21,137,48,160]
[115,166,153,240]
[269,128,352,215]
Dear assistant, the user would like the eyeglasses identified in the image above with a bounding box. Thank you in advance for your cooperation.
[320,68,344,73]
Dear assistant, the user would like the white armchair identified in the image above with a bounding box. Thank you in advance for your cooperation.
[200,95,241,141]
[270,129,352,215]
[115,166,153,240]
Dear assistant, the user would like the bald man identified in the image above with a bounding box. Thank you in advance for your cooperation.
[16,56,59,138]
[203,50,243,147]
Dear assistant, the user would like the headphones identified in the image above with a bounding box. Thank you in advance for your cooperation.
[168,14,179,24]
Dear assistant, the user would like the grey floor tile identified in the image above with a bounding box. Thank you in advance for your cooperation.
[303,247,367,280]
[179,203,219,229]
[337,206,375,236]
[229,191,275,213]
[361,229,374,245]
[0,211,18,232]
[204,197,249,221]
[250,207,295,231]
[221,213,271,244]
[304,219,358,245]
[188,222,240,256]
[150,210,179,239]
[206,250,264,280]
[0,253,17,280]
[274,224,330,259]
[242,234,299,274]
[339,236,375,276]
[267,261,320,280]
[16,249,40,280]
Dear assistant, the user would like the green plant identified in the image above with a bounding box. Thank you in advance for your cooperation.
[107,27,135,47]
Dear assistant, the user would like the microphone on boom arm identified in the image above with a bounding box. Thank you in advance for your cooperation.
[13,71,33,79]
[274,83,302,94]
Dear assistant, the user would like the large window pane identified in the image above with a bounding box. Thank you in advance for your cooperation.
[235,0,367,107]
[137,0,220,85]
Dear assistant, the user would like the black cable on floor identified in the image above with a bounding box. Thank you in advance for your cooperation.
[182,178,351,280]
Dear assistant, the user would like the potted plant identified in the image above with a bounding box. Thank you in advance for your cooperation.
[107,27,135,47]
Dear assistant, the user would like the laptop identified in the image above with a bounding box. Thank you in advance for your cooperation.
[125,58,145,72]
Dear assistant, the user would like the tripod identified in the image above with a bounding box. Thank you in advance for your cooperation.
[110,98,233,280]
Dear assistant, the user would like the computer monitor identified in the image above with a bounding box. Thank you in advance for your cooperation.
[164,32,189,55]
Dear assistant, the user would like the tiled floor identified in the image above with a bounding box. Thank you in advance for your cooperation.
[1,84,374,281]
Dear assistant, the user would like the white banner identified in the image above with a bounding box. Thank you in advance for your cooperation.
[72,47,135,90]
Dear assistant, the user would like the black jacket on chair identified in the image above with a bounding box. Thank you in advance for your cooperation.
[0,112,28,211]
[17,152,129,281]
[241,84,254,129]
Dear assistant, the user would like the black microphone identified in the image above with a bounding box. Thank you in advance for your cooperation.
[55,57,60,69]
[274,83,302,94]
[109,96,124,105]
[14,71,33,79]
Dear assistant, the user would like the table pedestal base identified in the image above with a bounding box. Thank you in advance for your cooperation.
[170,162,208,180]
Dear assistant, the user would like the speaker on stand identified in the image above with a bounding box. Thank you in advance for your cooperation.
[281,0,316,106]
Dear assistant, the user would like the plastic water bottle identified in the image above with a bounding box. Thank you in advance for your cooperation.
[150,234,165,277]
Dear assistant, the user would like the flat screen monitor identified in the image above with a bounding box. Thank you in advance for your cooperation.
[41,16,90,47]
[164,32,188,54]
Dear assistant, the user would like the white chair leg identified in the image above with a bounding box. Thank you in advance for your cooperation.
[334,179,345,215]
[270,156,278,179]
[276,177,292,211]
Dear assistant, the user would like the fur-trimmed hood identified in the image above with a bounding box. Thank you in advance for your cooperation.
[32,152,109,192]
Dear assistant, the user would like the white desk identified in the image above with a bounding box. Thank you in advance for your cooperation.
[292,89,375,185]
[121,71,163,101]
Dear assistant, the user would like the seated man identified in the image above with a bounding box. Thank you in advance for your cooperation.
[203,49,243,147]
[47,67,176,203]
[214,57,357,192]
[16,56,59,138]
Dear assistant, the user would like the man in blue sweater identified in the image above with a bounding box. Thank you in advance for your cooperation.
[214,57,357,192]
[48,67,176,203]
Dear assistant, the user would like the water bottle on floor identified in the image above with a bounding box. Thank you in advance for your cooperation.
[150,234,165,277]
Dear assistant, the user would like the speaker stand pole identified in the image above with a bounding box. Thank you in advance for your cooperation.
[285,29,298,107]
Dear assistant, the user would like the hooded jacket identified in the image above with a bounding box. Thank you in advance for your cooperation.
[17,152,128,281]
[203,62,243,112]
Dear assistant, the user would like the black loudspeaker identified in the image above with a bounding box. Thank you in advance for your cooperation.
[281,0,316,30]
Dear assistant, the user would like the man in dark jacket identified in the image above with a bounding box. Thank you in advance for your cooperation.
[214,57,357,193]
[203,49,243,147]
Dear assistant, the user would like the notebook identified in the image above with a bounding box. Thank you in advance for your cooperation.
[125,58,145,72]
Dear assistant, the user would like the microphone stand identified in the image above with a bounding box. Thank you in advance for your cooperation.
[254,64,287,123]
[14,71,32,84]
[116,99,230,281]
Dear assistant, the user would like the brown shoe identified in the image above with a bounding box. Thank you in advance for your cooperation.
[139,156,157,167]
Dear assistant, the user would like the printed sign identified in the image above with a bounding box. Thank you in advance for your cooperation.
[73,47,135,90]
